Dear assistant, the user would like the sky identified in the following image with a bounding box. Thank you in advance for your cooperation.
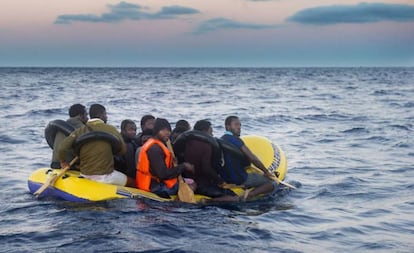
[1,0,413,67]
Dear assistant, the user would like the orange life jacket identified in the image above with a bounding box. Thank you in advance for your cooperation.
[136,138,177,192]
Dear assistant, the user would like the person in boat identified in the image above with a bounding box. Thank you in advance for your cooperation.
[114,119,139,179]
[220,116,277,200]
[170,119,191,143]
[135,114,155,147]
[136,118,195,197]
[181,120,239,202]
[50,103,88,169]
[58,104,135,187]
[134,114,155,166]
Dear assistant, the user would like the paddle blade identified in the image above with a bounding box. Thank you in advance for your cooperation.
[33,173,59,196]
[177,176,196,203]
[33,156,78,197]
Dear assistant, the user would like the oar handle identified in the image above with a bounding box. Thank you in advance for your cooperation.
[250,166,297,190]
[166,140,178,166]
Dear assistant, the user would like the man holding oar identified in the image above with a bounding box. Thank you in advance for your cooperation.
[136,118,195,198]
[58,104,134,187]
[219,116,277,201]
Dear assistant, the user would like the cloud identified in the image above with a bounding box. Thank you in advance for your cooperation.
[192,18,276,34]
[287,2,414,25]
[55,1,200,24]
[150,5,200,19]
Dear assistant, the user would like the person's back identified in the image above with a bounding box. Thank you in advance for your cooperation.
[182,120,238,202]
[72,120,124,175]
[50,104,88,168]
[58,104,132,187]
[184,138,218,189]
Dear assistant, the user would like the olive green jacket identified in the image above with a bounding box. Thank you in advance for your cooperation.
[58,119,126,175]
[51,116,85,167]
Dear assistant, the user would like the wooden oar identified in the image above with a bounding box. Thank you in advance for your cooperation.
[250,166,297,190]
[34,156,79,197]
[220,183,244,189]
[166,140,196,203]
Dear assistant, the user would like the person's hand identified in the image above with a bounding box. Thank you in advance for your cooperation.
[60,161,69,169]
[263,169,274,179]
[183,162,195,174]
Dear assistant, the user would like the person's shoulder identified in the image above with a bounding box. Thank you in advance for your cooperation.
[222,134,244,147]
[103,123,120,133]
[221,133,242,142]
[187,139,210,149]
[67,117,84,129]
[147,143,163,154]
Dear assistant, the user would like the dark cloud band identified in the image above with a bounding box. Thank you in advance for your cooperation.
[287,3,414,25]
[55,1,200,24]
[192,18,276,34]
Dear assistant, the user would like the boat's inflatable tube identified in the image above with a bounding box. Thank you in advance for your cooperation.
[74,131,122,155]
[241,135,287,180]
[28,135,287,202]
[173,130,222,167]
[45,120,75,149]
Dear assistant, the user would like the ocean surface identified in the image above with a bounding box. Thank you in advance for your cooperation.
[0,67,413,252]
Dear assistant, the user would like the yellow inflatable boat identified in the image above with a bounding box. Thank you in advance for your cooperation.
[28,135,288,202]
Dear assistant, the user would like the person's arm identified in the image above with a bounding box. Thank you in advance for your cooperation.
[58,132,77,167]
[111,126,127,156]
[52,131,66,162]
[240,145,273,178]
[147,145,186,180]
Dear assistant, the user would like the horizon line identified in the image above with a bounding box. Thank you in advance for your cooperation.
[1,65,413,68]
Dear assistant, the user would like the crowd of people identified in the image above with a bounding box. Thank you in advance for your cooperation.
[51,103,278,202]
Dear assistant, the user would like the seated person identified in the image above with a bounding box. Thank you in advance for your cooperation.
[219,116,277,200]
[58,104,134,187]
[115,119,139,179]
[50,103,88,168]
[182,120,239,202]
[136,118,194,196]
[136,115,155,147]
[171,119,191,143]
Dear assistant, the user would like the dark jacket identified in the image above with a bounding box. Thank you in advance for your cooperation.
[115,134,139,178]
[184,139,223,189]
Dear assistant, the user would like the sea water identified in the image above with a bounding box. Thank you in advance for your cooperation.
[0,67,413,252]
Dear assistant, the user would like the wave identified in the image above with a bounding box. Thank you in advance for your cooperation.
[0,134,26,144]
[341,127,370,134]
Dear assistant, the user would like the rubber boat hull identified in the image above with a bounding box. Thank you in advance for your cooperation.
[28,135,288,202]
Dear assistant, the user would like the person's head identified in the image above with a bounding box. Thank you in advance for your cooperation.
[152,118,172,142]
[140,115,155,131]
[89,104,107,123]
[194,120,213,136]
[121,119,137,139]
[69,104,88,123]
[175,120,190,131]
[172,119,190,135]
[225,116,241,136]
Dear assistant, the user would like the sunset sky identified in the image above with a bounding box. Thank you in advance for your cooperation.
[1,0,413,67]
